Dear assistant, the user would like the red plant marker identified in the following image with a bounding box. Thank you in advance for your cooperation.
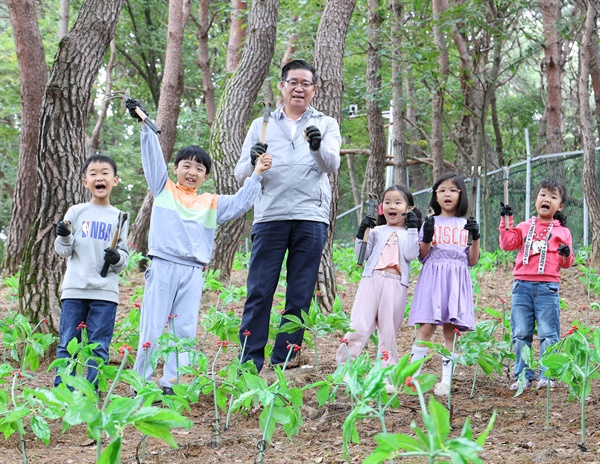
[380,350,389,361]
[243,330,251,337]
[77,322,87,330]
[142,341,151,350]
[339,337,349,345]
[119,344,133,357]
[405,376,417,392]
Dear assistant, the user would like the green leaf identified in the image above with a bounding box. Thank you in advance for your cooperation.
[97,436,122,464]
[31,416,51,446]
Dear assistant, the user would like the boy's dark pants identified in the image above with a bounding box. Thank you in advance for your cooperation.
[239,220,327,372]
[54,298,117,387]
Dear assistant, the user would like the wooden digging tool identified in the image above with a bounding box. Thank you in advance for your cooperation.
[100,211,128,277]
[502,165,510,230]
[467,166,480,246]
[260,101,272,143]
[124,94,161,134]
[357,193,378,265]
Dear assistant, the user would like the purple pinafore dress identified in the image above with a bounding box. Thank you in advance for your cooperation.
[408,215,475,331]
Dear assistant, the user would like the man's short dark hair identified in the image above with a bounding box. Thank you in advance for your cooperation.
[174,146,212,175]
[281,60,318,84]
[82,154,118,176]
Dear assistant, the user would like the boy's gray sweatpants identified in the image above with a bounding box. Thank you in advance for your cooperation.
[133,257,204,387]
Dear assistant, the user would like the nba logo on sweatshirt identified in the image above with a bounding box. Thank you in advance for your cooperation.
[81,220,112,241]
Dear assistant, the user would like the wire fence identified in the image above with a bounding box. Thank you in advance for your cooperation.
[333,149,598,253]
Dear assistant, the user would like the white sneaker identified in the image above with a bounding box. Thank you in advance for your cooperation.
[537,378,555,389]
[434,382,450,396]
[509,379,531,391]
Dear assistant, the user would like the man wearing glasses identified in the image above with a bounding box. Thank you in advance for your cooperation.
[235,59,342,372]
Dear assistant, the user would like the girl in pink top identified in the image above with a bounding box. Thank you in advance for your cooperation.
[336,185,421,386]
[499,178,574,390]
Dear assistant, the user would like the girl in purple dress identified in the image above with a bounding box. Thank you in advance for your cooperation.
[408,172,481,396]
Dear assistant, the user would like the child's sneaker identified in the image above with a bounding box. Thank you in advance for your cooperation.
[434,382,450,396]
[509,379,531,391]
[384,379,396,395]
[537,378,555,389]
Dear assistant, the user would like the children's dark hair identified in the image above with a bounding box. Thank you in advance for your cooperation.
[428,172,469,217]
[281,59,318,84]
[82,154,118,176]
[377,184,423,228]
[536,178,568,226]
[174,146,212,175]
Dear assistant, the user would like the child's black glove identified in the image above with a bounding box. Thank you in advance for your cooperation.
[557,244,571,257]
[103,248,121,265]
[56,221,72,237]
[464,218,480,241]
[250,142,268,166]
[304,125,322,150]
[500,202,513,217]
[125,98,148,121]
[356,216,376,240]
[404,211,419,229]
[422,216,435,243]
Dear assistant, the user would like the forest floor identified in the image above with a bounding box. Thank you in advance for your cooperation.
[1,261,600,464]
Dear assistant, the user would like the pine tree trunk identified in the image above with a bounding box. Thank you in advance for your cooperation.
[18,0,124,334]
[362,0,386,201]
[209,0,279,279]
[431,0,449,180]
[313,0,357,313]
[3,0,47,276]
[579,1,600,271]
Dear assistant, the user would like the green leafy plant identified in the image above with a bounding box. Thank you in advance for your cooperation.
[0,313,55,372]
[363,377,496,464]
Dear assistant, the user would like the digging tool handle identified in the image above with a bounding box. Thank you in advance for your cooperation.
[503,172,510,230]
[135,107,161,134]
[357,228,370,265]
[101,212,125,278]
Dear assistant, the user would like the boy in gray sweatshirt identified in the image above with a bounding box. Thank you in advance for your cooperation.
[54,154,129,389]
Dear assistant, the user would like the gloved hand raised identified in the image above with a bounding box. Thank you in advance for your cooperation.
[304,125,321,151]
[464,218,480,241]
[103,248,121,265]
[422,216,435,244]
[500,201,513,217]
[56,221,72,237]
[356,216,376,240]
[557,243,571,257]
[125,98,148,121]
[250,142,268,166]
[404,211,419,229]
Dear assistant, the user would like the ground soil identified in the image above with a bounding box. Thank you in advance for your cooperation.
[1,262,599,464]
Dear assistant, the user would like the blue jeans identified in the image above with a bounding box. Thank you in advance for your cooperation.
[54,299,117,387]
[510,280,560,381]
[239,220,327,372]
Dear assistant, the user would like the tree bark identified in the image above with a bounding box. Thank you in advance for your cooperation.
[541,0,563,154]
[362,0,386,200]
[18,0,124,333]
[209,0,280,280]
[58,0,70,41]
[431,0,449,180]
[390,0,407,186]
[3,0,48,276]
[226,0,247,73]
[313,0,357,313]
[128,0,191,254]
[197,0,217,126]
[578,0,600,270]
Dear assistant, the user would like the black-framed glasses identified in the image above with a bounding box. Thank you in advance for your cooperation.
[283,79,315,89]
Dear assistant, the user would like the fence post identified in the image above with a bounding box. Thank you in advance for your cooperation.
[525,128,532,220]
[584,195,589,247]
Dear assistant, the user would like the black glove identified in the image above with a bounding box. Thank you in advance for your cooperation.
[125,98,148,121]
[356,216,376,240]
[500,201,513,217]
[464,218,480,241]
[103,248,121,265]
[558,244,571,257]
[305,125,321,151]
[56,221,71,237]
[422,216,435,243]
[250,142,268,166]
[404,211,419,229]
